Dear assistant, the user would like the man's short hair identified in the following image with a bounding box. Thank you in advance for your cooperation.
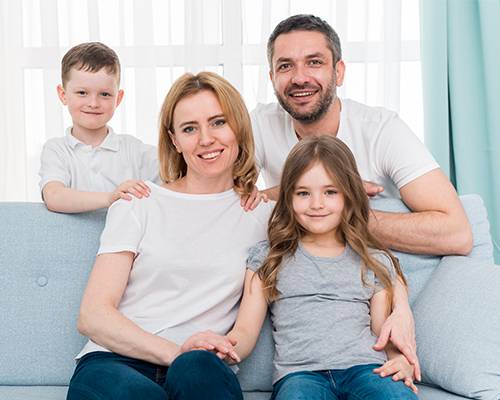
[267,14,342,68]
[61,42,121,86]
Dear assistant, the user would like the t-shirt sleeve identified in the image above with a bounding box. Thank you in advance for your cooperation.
[372,251,398,293]
[246,240,270,272]
[376,115,440,189]
[98,199,143,255]
[38,140,71,191]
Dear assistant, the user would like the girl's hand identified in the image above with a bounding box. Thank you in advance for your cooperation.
[373,355,419,394]
[179,330,240,363]
[240,186,269,211]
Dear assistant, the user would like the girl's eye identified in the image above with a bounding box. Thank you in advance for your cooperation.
[325,189,338,196]
[212,118,226,127]
[295,191,310,197]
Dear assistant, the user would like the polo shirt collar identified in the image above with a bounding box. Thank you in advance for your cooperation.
[64,126,119,152]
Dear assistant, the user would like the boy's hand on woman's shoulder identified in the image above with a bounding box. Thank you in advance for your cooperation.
[109,180,151,205]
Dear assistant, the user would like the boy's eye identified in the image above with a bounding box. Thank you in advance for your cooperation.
[100,92,112,97]
[76,91,86,96]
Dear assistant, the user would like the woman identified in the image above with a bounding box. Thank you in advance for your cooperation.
[66,72,273,400]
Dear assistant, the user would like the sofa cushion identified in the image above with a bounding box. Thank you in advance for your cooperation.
[413,256,500,398]
[370,194,493,304]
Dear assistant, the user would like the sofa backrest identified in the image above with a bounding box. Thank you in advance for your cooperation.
[0,204,105,385]
[0,194,493,388]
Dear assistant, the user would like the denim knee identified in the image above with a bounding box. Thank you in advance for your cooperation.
[67,352,166,400]
[165,350,242,400]
[339,364,418,400]
[271,371,334,400]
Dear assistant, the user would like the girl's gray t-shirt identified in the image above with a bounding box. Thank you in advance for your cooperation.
[247,241,396,384]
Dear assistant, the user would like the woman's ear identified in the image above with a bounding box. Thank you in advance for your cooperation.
[169,130,181,153]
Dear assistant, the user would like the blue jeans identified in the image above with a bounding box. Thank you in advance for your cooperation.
[271,364,418,400]
[67,350,243,400]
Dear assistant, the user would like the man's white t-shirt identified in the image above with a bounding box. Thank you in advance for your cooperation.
[77,182,273,359]
[251,99,439,198]
[39,127,160,192]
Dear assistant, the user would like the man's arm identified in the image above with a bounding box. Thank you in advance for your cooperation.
[370,169,473,255]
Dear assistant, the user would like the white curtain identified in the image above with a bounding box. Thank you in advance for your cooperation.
[0,0,421,201]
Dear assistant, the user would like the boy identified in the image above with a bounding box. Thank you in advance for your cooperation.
[39,42,160,213]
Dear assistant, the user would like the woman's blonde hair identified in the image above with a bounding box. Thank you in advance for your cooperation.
[258,135,407,313]
[158,72,258,196]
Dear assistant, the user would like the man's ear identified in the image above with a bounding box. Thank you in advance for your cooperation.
[56,84,67,105]
[335,60,346,87]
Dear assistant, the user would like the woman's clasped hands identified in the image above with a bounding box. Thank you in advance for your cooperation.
[178,330,240,364]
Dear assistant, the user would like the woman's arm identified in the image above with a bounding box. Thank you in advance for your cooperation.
[226,269,268,361]
[77,252,180,366]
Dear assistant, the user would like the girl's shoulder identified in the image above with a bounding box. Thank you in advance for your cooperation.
[246,240,270,271]
[367,247,397,278]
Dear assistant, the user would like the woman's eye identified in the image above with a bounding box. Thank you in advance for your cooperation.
[212,118,226,127]
[182,126,196,134]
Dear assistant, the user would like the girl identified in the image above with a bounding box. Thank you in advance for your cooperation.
[225,135,418,399]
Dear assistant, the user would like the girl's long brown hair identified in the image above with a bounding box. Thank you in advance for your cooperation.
[258,135,407,313]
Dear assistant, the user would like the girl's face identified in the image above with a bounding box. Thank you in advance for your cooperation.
[292,161,345,243]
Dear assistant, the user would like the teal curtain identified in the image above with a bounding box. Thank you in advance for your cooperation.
[420,0,500,262]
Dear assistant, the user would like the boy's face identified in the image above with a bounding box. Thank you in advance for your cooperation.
[57,68,123,136]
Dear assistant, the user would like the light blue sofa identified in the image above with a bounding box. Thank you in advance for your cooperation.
[0,195,495,399]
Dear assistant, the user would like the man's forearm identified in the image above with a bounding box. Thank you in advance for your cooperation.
[370,209,472,255]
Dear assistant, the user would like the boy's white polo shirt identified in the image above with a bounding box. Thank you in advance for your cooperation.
[39,127,160,192]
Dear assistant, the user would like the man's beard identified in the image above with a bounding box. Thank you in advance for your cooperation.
[275,79,336,124]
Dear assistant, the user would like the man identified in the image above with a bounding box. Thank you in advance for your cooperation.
[251,14,472,256]
[249,15,474,379]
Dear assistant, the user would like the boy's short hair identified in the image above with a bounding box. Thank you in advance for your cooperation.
[61,42,121,86]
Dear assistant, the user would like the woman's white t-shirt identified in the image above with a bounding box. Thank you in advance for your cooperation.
[77,182,273,359]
